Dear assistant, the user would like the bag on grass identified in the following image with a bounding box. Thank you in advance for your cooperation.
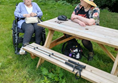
[61,39,83,60]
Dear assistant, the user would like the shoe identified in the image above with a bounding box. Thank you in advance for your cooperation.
[88,52,94,61]
[19,46,26,55]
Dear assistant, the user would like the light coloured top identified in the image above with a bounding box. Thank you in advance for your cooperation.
[24,5,33,14]
[14,2,43,28]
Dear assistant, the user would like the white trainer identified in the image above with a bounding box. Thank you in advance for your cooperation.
[19,46,25,55]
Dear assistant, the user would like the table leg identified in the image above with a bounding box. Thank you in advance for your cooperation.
[111,53,118,76]
[98,43,115,62]
[49,35,75,48]
[30,53,36,59]
[36,29,54,68]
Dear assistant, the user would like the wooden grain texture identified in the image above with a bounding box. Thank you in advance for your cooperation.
[37,29,54,67]
[50,35,75,48]
[38,18,118,48]
[98,43,115,61]
[111,53,118,75]
[23,43,118,83]
[37,18,118,75]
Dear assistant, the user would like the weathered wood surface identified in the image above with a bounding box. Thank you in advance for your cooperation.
[37,18,118,75]
[38,18,118,49]
[23,43,118,83]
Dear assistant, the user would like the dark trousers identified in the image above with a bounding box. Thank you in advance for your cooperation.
[82,39,93,52]
[21,22,43,45]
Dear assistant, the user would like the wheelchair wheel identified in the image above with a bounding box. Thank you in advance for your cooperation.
[12,20,16,46]
[12,20,19,54]
[40,28,46,45]
[12,32,15,47]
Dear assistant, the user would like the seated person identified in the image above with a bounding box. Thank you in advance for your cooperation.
[14,0,43,55]
[71,0,100,60]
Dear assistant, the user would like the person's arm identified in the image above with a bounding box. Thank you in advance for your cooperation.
[77,7,100,25]
[14,3,30,18]
[71,14,86,26]
[71,4,90,26]
[91,7,100,25]
[71,13,95,26]
[35,2,43,18]
[30,3,43,17]
[14,3,25,18]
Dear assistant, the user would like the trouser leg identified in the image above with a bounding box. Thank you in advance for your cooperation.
[21,22,34,46]
[82,39,93,52]
[33,23,43,44]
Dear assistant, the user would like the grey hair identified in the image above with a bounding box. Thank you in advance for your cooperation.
[23,0,33,2]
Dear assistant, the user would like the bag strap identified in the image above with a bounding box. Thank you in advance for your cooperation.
[61,34,72,54]
[61,42,67,54]
[81,52,88,59]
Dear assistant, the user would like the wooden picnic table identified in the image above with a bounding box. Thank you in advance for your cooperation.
[37,17,118,76]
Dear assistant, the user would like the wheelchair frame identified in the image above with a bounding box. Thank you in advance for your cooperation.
[12,17,46,54]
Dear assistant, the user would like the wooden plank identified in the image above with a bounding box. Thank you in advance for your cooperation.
[50,35,75,48]
[38,18,118,49]
[47,18,118,38]
[98,43,115,62]
[32,43,118,80]
[31,43,118,81]
[36,18,118,80]
[44,29,54,47]
[49,18,118,37]
[30,53,36,59]
[23,43,118,83]
[36,30,54,67]
[111,53,118,75]
[114,67,118,76]
[36,58,44,68]
[24,49,111,83]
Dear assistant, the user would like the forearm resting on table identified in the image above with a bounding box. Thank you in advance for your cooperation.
[71,14,95,26]
[72,19,84,24]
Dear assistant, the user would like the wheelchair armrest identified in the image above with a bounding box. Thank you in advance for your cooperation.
[15,16,25,22]
[15,16,18,20]
[38,16,43,22]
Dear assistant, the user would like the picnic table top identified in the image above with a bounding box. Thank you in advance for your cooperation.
[38,18,118,48]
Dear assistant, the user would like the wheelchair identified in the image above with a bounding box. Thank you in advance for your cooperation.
[12,17,46,54]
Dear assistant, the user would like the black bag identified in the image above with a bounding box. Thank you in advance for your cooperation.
[62,39,83,60]
[57,15,67,21]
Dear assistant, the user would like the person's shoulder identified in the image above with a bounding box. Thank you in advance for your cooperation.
[94,6,100,10]
[76,3,81,7]
[90,6,100,11]
[32,2,38,5]
[75,3,82,9]
[93,6,99,10]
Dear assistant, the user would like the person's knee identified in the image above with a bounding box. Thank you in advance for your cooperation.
[82,39,90,45]
[26,25,34,33]
[35,26,43,32]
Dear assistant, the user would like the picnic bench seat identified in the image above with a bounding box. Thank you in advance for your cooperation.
[23,43,118,83]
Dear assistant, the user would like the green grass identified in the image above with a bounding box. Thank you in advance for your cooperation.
[0,0,118,83]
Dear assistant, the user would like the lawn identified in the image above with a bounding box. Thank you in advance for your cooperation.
[0,0,118,83]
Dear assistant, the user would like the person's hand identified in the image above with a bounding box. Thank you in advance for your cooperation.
[78,21,86,27]
[30,12,37,17]
[23,14,30,17]
[71,15,78,20]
